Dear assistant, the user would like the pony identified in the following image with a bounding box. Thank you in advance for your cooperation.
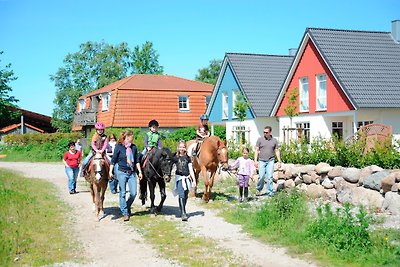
[85,152,109,221]
[139,148,174,214]
[187,136,229,202]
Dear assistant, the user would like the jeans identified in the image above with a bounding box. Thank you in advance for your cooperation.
[109,164,119,193]
[65,166,79,192]
[117,169,137,216]
[256,159,275,195]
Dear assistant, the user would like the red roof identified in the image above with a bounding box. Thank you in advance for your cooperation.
[0,123,45,133]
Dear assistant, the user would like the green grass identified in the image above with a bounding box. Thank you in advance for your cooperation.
[0,144,61,162]
[0,169,83,266]
[127,205,245,267]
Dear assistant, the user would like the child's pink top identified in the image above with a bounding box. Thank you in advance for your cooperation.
[230,157,255,176]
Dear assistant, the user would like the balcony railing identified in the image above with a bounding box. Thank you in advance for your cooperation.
[73,109,97,126]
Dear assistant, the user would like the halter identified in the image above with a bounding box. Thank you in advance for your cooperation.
[217,146,229,174]
[147,150,172,180]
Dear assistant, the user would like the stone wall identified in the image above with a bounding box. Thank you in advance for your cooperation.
[270,163,400,214]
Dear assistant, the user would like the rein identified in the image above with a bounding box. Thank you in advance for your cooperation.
[148,160,163,179]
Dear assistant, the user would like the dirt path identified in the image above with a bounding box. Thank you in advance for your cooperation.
[0,162,318,267]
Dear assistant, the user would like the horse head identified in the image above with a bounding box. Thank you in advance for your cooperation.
[92,152,106,181]
[158,148,173,183]
[216,138,229,171]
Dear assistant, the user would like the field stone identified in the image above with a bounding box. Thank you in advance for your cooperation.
[306,184,328,199]
[342,167,361,183]
[273,171,278,182]
[392,171,400,183]
[322,178,334,189]
[325,188,337,202]
[277,170,285,180]
[300,164,315,174]
[284,170,293,180]
[276,179,285,192]
[382,192,400,215]
[303,174,312,184]
[328,166,344,178]
[284,179,295,189]
[391,183,399,192]
[363,171,391,191]
[315,162,333,174]
[351,187,384,210]
[294,176,302,186]
[296,183,307,192]
[382,174,397,194]
[359,165,384,186]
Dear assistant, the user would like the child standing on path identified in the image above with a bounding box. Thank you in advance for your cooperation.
[229,147,255,202]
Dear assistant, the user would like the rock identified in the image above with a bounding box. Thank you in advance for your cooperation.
[392,171,400,183]
[391,183,399,192]
[273,172,278,182]
[332,176,344,189]
[303,174,312,184]
[370,165,384,173]
[315,162,333,174]
[306,184,327,199]
[336,179,357,203]
[328,166,344,179]
[351,187,384,210]
[326,188,337,202]
[294,176,302,186]
[276,179,285,192]
[322,178,334,189]
[281,163,294,172]
[296,183,307,192]
[382,174,396,194]
[382,192,400,215]
[300,164,315,174]
[284,170,293,180]
[342,167,361,183]
[277,170,285,180]
[290,166,302,177]
[284,179,295,189]
[359,165,384,186]
[310,171,320,183]
[363,171,391,191]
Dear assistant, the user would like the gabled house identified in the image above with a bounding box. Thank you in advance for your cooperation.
[272,20,400,142]
[206,53,293,147]
[73,74,213,136]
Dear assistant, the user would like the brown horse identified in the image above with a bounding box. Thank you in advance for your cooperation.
[85,152,109,221]
[187,136,229,202]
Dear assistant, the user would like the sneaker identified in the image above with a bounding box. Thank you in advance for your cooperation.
[255,191,262,196]
[123,215,130,221]
[69,191,75,194]
[239,197,243,203]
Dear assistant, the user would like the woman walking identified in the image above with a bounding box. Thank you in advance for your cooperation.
[63,141,82,194]
[109,130,142,221]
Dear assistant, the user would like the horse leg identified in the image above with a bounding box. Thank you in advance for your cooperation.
[208,170,217,201]
[200,167,209,202]
[90,184,95,211]
[148,180,156,214]
[99,181,107,219]
[157,180,166,212]
[139,178,147,205]
[93,183,100,221]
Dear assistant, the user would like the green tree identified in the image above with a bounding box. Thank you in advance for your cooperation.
[233,92,249,147]
[51,41,163,132]
[283,87,299,127]
[132,41,163,74]
[0,51,20,127]
[195,59,222,85]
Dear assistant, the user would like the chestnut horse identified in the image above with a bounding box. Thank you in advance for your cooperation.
[187,136,229,202]
[85,152,109,221]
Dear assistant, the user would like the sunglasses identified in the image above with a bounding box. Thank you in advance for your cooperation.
[264,131,270,134]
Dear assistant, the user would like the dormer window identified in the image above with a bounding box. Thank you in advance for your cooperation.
[102,93,111,111]
[79,99,86,112]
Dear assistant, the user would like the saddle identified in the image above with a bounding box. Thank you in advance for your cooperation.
[141,147,155,169]
[86,154,110,174]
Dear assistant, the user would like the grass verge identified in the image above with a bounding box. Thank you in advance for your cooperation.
[0,168,82,266]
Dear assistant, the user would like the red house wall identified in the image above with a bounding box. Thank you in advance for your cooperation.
[276,39,353,116]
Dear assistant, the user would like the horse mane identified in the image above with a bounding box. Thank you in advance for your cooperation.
[207,136,226,150]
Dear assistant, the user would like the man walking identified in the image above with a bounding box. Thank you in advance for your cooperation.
[254,126,282,196]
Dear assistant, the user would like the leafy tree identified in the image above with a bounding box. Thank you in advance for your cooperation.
[195,59,222,85]
[0,51,20,127]
[132,41,163,74]
[233,92,249,147]
[51,41,163,132]
[283,87,299,127]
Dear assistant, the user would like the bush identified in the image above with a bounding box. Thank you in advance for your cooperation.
[3,132,81,146]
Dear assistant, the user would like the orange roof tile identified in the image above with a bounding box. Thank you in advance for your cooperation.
[0,123,45,133]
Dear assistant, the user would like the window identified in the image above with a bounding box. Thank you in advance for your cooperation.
[316,74,327,111]
[101,93,111,111]
[332,121,343,139]
[79,99,86,112]
[232,90,239,118]
[296,122,310,143]
[222,92,228,119]
[299,77,309,112]
[205,96,211,107]
[233,125,247,145]
[178,95,189,111]
[357,120,374,131]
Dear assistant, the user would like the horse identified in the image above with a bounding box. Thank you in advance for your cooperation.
[187,136,229,202]
[139,148,174,214]
[85,152,109,221]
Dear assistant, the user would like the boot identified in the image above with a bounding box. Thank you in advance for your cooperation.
[239,187,243,202]
[179,198,188,221]
[244,187,249,202]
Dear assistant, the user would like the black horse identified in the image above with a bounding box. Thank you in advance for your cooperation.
[139,148,174,214]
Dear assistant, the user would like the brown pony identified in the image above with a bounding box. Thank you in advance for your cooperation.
[85,152,109,221]
[187,136,229,202]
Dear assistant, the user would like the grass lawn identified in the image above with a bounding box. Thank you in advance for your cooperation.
[0,168,83,266]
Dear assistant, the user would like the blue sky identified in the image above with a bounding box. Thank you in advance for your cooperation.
[1,0,399,116]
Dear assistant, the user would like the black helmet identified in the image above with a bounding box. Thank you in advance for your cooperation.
[148,119,159,127]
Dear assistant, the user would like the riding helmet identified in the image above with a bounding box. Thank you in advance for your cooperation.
[148,119,159,127]
[95,122,105,130]
[200,114,209,120]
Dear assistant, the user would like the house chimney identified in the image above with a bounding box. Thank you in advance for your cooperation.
[392,20,400,42]
[288,48,298,56]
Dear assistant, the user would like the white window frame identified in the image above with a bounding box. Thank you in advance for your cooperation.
[101,93,111,111]
[316,74,327,111]
[232,125,247,145]
[299,77,309,112]
[222,92,228,119]
[178,95,190,111]
[332,121,344,139]
[79,99,86,112]
[232,90,239,118]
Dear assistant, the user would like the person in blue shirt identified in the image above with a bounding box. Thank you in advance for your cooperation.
[109,130,143,221]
